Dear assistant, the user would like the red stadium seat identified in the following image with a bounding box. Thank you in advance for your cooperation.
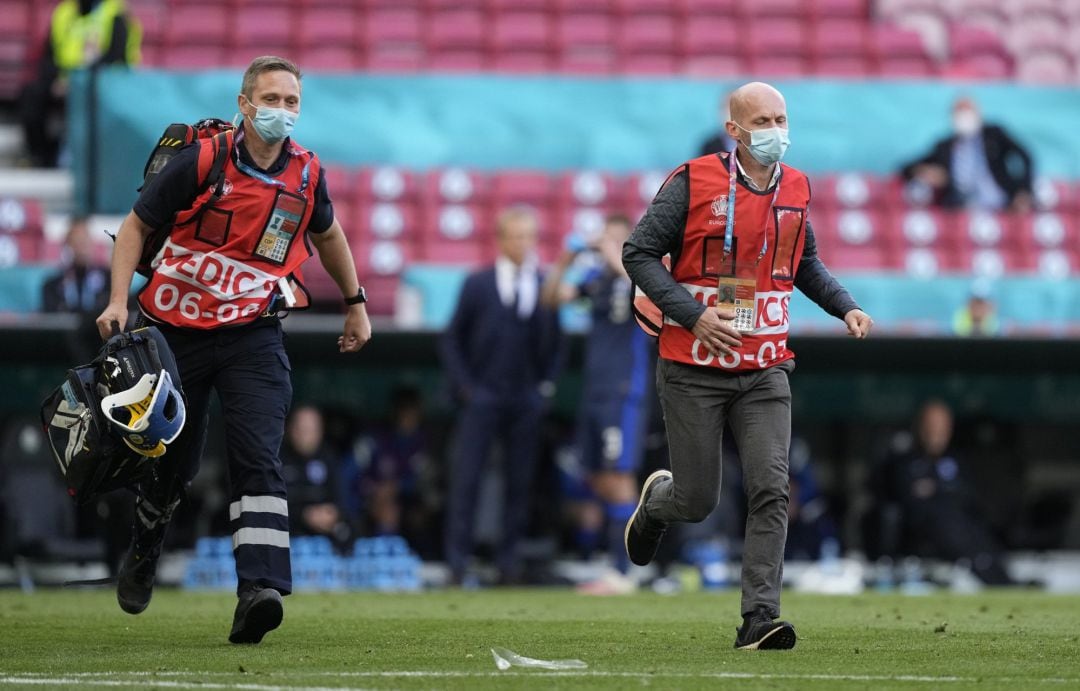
[160,46,228,70]
[491,12,553,53]
[356,200,423,242]
[553,0,616,14]
[744,0,808,19]
[488,0,553,12]
[683,55,746,77]
[681,18,740,61]
[948,24,1007,60]
[944,54,1013,81]
[422,203,493,244]
[555,170,619,208]
[1033,178,1078,212]
[165,4,229,46]
[233,6,294,51]
[812,208,896,271]
[675,0,739,16]
[614,0,677,15]
[491,170,554,208]
[814,55,873,77]
[872,24,931,59]
[0,1,30,37]
[811,19,870,59]
[301,45,360,71]
[321,165,354,204]
[618,15,678,55]
[1015,50,1074,84]
[298,6,358,48]
[747,18,807,57]
[748,55,808,77]
[363,8,424,71]
[427,9,486,52]
[811,0,869,20]
[356,167,420,204]
[1018,212,1079,252]
[0,197,46,265]
[555,14,616,74]
[424,168,491,207]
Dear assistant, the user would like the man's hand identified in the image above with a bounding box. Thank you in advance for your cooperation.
[690,306,743,357]
[338,304,372,353]
[913,164,948,189]
[95,301,128,341]
[844,309,873,339]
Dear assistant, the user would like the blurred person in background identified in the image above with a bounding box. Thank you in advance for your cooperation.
[868,399,1017,586]
[784,436,839,561]
[281,405,352,552]
[95,56,371,644]
[623,81,873,650]
[19,0,141,167]
[698,91,736,156]
[952,280,1000,337]
[900,96,1033,213]
[541,213,654,595]
[41,216,111,362]
[351,386,437,555]
[440,206,564,586]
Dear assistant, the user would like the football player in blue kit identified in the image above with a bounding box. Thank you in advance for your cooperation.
[542,213,654,592]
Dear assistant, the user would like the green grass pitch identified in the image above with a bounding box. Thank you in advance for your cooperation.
[1,589,1078,689]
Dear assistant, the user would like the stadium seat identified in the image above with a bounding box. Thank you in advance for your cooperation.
[1033,177,1077,212]
[356,201,422,241]
[234,6,294,51]
[321,165,354,205]
[814,56,873,78]
[556,170,618,207]
[812,208,895,271]
[363,8,425,71]
[356,167,419,204]
[423,203,493,244]
[424,168,491,206]
[491,170,554,208]
[810,0,870,20]
[681,18,741,64]
[1019,212,1078,252]
[675,0,740,17]
[553,0,617,14]
[301,45,360,71]
[614,0,676,15]
[298,6,357,49]
[160,46,228,70]
[491,12,554,72]
[745,0,808,19]
[1015,50,1074,84]
[944,54,1013,81]
[165,4,229,47]
[426,9,486,53]
[0,197,46,266]
[0,0,30,38]
[555,13,616,74]
[617,15,678,59]
[811,19,871,59]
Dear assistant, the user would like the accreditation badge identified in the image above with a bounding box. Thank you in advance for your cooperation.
[717,272,757,333]
[255,190,307,265]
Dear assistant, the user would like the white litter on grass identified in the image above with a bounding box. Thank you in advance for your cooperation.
[490,647,588,671]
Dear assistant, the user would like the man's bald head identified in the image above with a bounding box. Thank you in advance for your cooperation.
[727,82,787,131]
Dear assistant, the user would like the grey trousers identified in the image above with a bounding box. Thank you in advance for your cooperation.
[647,357,794,618]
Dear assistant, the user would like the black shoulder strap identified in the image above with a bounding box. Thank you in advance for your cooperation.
[200,131,232,203]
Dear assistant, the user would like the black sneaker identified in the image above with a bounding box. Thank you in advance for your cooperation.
[229,586,284,644]
[116,542,161,615]
[624,469,671,567]
[734,609,797,650]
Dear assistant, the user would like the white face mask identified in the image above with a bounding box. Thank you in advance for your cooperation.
[953,109,981,137]
[735,122,790,165]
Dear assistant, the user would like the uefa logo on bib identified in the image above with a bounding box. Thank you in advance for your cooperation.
[711,195,728,218]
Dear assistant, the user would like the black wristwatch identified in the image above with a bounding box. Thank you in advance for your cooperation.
[344,287,367,306]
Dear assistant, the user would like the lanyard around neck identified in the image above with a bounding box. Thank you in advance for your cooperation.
[233,129,311,193]
[725,149,780,262]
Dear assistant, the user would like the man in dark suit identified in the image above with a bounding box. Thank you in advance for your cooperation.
[41,216,111,362]
[900,97,1033,212]
[439,206,563,585]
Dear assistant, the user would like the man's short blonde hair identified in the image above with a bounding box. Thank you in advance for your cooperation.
[241,56,302,99]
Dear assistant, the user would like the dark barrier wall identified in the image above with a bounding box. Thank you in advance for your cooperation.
[4,315,1080,425]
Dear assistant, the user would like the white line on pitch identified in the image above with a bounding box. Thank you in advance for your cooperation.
[3,671,1080,686]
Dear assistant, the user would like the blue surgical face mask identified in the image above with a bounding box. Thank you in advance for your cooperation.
[244,97,297,144]
[735,123,790,166]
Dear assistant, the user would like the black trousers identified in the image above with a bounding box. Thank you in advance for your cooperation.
[144,318,294,595]
[444,391,543,581]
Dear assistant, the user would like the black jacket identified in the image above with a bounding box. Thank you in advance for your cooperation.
[900,124,1033,208]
